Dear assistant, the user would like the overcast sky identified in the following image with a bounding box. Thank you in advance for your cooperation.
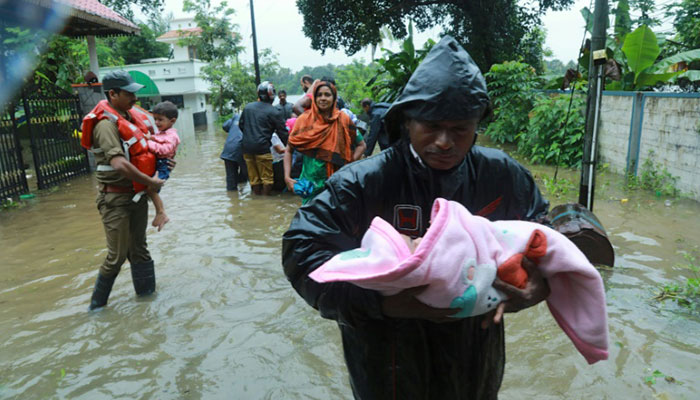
[160,0,672,70]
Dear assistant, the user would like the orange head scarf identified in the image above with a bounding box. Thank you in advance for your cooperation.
[289,82,357,177]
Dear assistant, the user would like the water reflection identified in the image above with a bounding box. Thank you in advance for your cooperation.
[0,130,698,399]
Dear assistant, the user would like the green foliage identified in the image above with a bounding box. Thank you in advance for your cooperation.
[484,61,540,144]
[100,0,164,21]
[518,93,585,167]
[296,0,575,72]
[654,251,700,311]
[665,0,700,52]
[180,0,243,63]
[626,151,680,197]
[367,23,434,102]
[541,176,576,199]
[179,0,247,113]
[34,36,122,90]
[336,61,379,113]
[607,24,700,90]
[106,17,171,65]
[622,25,660,83]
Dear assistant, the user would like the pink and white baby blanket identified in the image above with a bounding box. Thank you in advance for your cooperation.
[309,198,609,364]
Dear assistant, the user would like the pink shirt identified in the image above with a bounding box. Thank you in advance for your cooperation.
[148,128,180,159]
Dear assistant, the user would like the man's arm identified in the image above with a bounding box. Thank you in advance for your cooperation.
[110,156,163,190]
[353,140,366,161]
[283,144,296,192]
[282,177,384,327]
[292,96,311,116]
[271,110,289,145]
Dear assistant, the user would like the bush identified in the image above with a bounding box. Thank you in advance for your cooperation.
[484,61,540,143]
[517,93,585,167]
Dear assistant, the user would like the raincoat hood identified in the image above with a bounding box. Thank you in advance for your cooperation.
[384,35,490,143]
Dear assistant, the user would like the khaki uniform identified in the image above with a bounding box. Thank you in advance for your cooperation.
[93,118,151,278]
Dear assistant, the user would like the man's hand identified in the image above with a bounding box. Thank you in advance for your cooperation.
[285,176,297,192]
[481,256,550,329]
[381,285,460,323]
[149,177,165,191]
[166,158,177,171]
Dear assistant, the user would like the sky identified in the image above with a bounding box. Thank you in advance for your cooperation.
[159,0,673,71]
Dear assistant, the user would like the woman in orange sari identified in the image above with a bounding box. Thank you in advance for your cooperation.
[283,81,366,204]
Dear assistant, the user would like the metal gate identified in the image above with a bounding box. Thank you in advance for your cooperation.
[0,105,29,199]
[22,82,90,190]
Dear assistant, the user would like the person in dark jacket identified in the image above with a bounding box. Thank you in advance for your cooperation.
[360,98,391,157]
[275,90,294,120]
[282,36,551,400]
[239,81,288,195]
[220,114,248,190]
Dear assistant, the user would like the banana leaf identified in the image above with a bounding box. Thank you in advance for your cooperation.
[652,49,700,73]
[621,25,660,83]
[677,70,700,82]
[634,71,680,90]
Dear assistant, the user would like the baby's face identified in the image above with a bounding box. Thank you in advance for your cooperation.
[400,234,423,253]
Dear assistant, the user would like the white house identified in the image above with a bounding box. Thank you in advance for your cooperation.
[99,18,213,133]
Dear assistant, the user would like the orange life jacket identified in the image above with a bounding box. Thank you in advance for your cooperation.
[81,100,156,194]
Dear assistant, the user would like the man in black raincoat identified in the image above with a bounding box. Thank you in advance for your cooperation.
[282,36,551,399]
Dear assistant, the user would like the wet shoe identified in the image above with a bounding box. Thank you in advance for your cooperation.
[89,273,117,310]
[131,260,156,296]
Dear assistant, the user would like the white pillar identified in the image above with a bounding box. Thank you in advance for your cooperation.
[86,35,99,75]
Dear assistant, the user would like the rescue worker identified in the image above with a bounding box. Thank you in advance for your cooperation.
[282,36,551,399]
[84,71,165,310]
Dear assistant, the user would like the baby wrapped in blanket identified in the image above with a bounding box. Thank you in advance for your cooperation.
[309,198,609,364]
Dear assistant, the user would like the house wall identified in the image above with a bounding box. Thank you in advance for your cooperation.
[598,92,700,201]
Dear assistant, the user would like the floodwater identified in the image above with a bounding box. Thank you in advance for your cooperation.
[1,129,699,399]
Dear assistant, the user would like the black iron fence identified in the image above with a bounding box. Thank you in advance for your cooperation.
[22,83,90,190]
[0,105,29,199]
[1,82,90,200]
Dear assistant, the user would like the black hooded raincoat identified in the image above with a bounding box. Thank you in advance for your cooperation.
[282,36,549,400]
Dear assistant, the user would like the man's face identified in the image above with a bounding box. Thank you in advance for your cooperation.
[362,104,371,114]
[108,89,136,113]
[279,92,287,103]
[301,79,311,92]
[406,118,479,170]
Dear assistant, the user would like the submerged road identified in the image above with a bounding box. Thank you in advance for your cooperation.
[1,127,699,399]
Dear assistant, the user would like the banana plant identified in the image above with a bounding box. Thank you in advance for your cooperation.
[613,25,700,90]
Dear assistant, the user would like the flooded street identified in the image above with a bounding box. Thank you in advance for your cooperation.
[1,129,699,399]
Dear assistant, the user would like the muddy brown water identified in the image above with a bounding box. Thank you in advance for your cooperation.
[1,130,698,399]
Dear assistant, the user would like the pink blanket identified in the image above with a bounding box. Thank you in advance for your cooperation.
[309,198,609,364]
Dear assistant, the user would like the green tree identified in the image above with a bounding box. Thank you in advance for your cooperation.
[295,0,575,71]
[103,13,172,66]
[179,0,246,113]
[665,0,700,51]
[484,61,541,144]
[335,61,379,113]
[100,0,164,21]
[367,23,435,102]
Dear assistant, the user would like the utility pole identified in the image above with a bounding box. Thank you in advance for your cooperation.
[249,0,261,86]
[578,0,608,211]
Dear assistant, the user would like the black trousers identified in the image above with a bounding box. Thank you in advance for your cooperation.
[224,159,248,190]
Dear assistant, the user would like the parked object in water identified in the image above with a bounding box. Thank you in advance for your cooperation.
[548,203,615,267]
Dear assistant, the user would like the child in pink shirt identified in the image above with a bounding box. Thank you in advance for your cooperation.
[147,101,181,180]
[143,101,180,231]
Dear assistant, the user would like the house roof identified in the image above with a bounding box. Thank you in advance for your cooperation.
[157,27,203,42]
[11,0,140,37]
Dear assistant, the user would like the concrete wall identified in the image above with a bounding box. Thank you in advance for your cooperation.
[598,92,700,201]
